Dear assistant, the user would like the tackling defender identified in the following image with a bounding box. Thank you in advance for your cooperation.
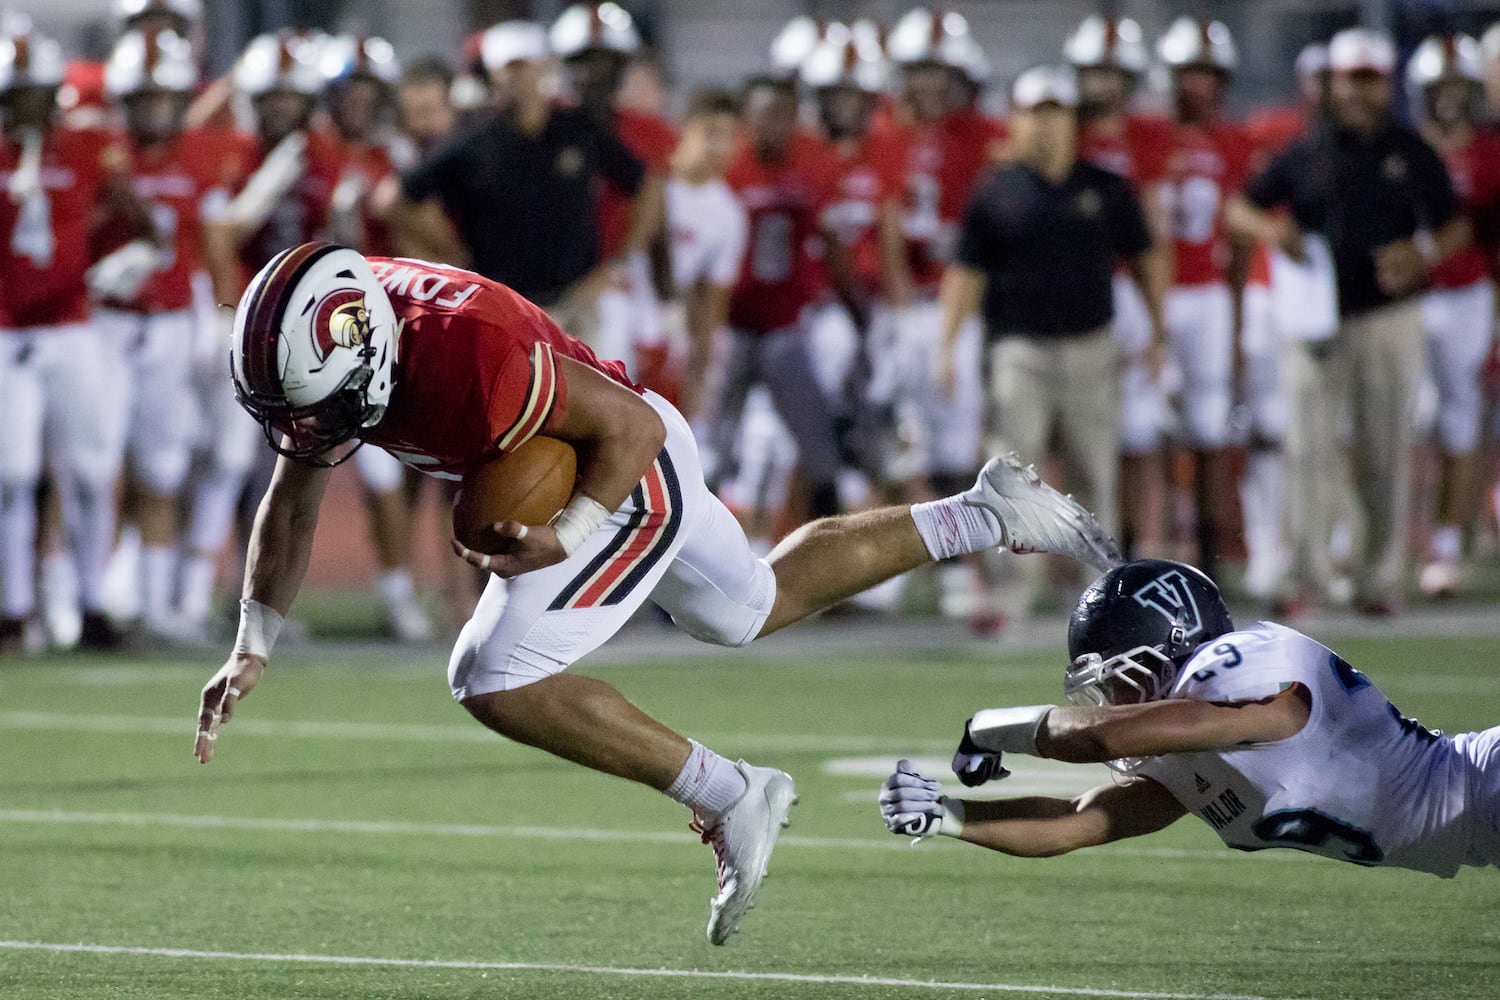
[191,241,1121,943]
[880,560,1500,876]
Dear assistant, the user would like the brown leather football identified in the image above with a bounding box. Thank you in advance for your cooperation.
[452,436,577,553]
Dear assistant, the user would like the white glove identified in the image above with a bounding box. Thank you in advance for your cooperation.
[86,239,160,303]
[225,132,307,230]
[879,759,964,841]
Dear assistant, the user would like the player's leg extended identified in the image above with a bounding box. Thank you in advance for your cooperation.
[0,331,46,646]
[1177,284,1237,579]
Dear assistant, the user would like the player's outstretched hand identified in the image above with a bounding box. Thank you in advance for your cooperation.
[879,760,954,839]
[952,719,1011,787]
[451,522,567,579]
[194,652,265,764]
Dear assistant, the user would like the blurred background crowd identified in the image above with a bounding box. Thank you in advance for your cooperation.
[4,0,1500,655]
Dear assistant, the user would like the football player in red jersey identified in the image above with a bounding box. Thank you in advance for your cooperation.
[320,34,435,643]
[92,28,234,635]
[1153,18,1254,581]
[549,3,672,391]
[1064,13,1172,560]
[709,76,856,522]
[883,8,1006,624]
[1407,34,1500,596]
[0,20,149,652]
[181,31,341,636]
[192,240,1121,943]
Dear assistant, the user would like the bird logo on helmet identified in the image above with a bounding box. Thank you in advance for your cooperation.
[1064,560,1233,719]
[310,290,371,364]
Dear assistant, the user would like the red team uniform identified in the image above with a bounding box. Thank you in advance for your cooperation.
[823,131,904,297]
[899,109,1006,292]
[332,138,398,257]
[237,129,343,278]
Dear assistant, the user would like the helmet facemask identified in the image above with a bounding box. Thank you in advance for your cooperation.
[1065,642,1182,775]
[236,361,379,467]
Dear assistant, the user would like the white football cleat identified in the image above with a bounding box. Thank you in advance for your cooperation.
[695,761,797,946]
[385,593,434,643]
[963,454,1122,572]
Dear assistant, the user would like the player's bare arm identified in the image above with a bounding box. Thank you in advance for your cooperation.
[819,221,870,332]
[879,199,915,309]
[194,456,333,764]
[680,277,732,419]
[934,263,985,394]
[452,355,667,579]
[1224,196,1304,261]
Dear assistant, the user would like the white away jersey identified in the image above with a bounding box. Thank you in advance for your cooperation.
[1140,622,1496,877]
[666,176,748,291]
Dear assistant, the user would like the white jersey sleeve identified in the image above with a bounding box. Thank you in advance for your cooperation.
[708,185,749,288]
[1139,622,1489,878]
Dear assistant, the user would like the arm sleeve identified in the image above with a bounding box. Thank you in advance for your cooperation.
[953,181,1000,269]
[488,339,569,453]
[1111,179,1153,258]
[596,124,646,197]
[1409,136,1459,229]
[710,194,749,287]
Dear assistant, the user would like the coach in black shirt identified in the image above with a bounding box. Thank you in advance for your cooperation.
[1228,28,1471,614]
[386,21,652,341]
[937,65,1165,606]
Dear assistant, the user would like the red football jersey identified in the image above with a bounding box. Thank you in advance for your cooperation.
[361,256,635,477]
[237,129,343,275]
[725,133,840,334]
[335,137,397,257]
[1079,113,1173,189]
[824,132,905,295]
[0,126,121,327]
[1431,129,1500,289]
[1161,121,1252,287]
[105,128,240,313]
[898,109,1007,290]
[599,107,677,260]
[1245,106,1308,174]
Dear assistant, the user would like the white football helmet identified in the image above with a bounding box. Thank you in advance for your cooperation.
[105,29,198,98]
[1327,28,1396,75]
[0,19,65,92]
[1295,42,1329,81]
[115,0,202,30]
[320,34,399,86]
[549,2,641,59]
[1157,17,1237,73]
[231,242,398,465]
[1063,15,1149,75]
[886,7,978,73]
[801,28,888,92]
[769,16,829,79]
[234,31,325,97]
[1407,34,1483,89]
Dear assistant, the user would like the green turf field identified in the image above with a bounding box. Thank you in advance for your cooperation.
[2,623,1498,999]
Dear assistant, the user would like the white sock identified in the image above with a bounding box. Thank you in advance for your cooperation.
[61,476,115,612]
[380,569,414,606]
[910,496,1002,561]
[0,481,37,617]
[664,740,748,822]
[141,545,177,620]
[179,554,218,625]
[42,551,78,618]
[1430,524,1462,563]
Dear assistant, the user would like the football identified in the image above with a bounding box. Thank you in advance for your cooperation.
[452,436,578,553]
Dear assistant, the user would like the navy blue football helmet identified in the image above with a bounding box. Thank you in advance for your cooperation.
[1065,559,1233,708]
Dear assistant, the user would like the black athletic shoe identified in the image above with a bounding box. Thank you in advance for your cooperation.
[78,611,127,651]
[0,616,24,655]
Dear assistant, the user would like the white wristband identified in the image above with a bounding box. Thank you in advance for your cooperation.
[550,494,611,557]
[936,796,965,838]
[233,599,284,661]
[967,704,1056,756]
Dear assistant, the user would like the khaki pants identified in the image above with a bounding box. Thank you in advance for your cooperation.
[984,329,1120,611]
[1284,299,1424,604]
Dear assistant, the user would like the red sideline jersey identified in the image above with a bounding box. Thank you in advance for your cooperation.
[1245,105,1309,175]
[0,126,124,328]
[1080,113,1172,189]
[334,137,398,257]
[899,108,1007,290]
[360,256,635,477]
[725,133,839,334]
[824,131,906,296]
[237,129,343,275]
[599,107,677,259]
[1161,120,1252,287]
[99,128,239,313]
[1430,129,1500,290]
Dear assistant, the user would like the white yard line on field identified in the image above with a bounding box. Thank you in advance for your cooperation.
[0,710,954,753]
[0,807,1322,864]
[0,940,1310,1000]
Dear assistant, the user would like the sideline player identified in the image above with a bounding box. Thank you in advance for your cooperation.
[93,28,229,633]
[191,241,1121,944]
[1064,14,1173,559]
[879,559,1500,877]
[1154,18,1252,580]
[0,20,144,652]
[1406,34,1500,597]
